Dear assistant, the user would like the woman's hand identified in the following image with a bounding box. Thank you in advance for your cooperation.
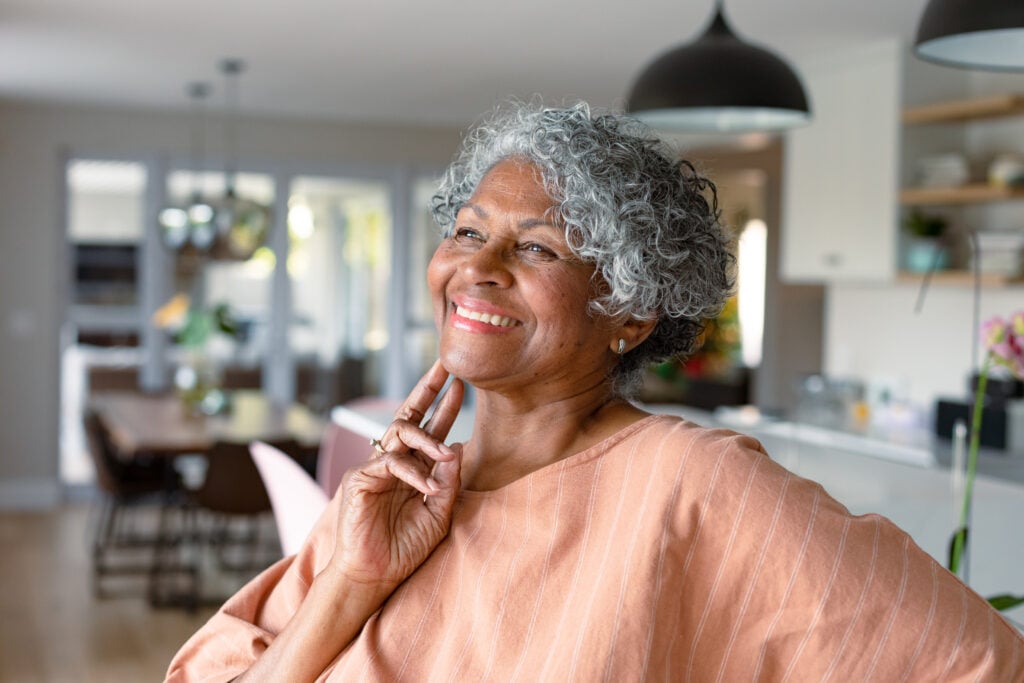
[232,365,463,683]
[331,360,465,591]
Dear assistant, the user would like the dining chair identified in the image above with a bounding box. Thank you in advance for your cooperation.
[190,439,292,565]
[83,409,174,597]
[250,441,329,556]
[152,438,299,609]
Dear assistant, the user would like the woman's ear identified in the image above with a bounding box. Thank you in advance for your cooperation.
[609,317,657,355]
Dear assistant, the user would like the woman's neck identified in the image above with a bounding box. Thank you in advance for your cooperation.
[457,382,649,491]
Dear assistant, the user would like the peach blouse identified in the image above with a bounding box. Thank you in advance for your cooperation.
[166,415,1023,681]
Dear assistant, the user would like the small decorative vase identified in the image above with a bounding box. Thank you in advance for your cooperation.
[904,237,948,273]
[175,352,225,416]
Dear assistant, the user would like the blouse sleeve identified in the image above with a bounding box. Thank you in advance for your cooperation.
[682,431,1024,681]
[163,487,345,683]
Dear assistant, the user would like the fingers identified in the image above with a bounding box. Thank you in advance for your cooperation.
[387,419,456,462]
[425,442,463,514]
[374,452,442,496]
[395,359,450,425]
[423,377,464,443]
[358,440,462,498]
[360,360,464,497]
[378,361,463,459]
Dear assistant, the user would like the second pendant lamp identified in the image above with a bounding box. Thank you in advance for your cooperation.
[914,0,1024,71]
[627,0,811,132]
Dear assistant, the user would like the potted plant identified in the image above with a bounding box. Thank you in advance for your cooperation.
[902,209,949,273]
[153,293,240,415]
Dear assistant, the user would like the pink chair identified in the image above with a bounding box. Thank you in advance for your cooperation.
[318,397,401,498]
[250,441,329,557]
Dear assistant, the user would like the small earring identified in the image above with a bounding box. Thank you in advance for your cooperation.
[616,338,626,355]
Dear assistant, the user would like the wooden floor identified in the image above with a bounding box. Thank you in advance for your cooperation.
[0,504,219,683]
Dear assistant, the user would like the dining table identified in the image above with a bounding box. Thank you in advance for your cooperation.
[90,389,327,459]
[89,389,329,609]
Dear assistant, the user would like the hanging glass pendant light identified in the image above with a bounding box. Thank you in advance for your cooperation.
[626,0,811,132]
[160,81,216,251]
[211,58,270,260]
[915,0,1024,71]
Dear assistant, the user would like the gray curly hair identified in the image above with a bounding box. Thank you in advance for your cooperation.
[432,100,735,395]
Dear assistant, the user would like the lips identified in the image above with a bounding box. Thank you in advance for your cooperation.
[454,303,518,328]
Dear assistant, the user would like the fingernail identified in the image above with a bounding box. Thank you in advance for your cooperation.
[439,443,455,457]
[426,477,441,493]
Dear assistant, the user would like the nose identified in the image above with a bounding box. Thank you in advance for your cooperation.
[460,240,513,288]
[462,242,511,287]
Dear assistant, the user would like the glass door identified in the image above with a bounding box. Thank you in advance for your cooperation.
[403,175,445,390]
[287,176,393,409]
[163,170,276,387]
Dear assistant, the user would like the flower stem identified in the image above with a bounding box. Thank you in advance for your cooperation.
[950,353,991,577]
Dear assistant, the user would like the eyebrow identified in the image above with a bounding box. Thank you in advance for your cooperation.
[462,202,557,230]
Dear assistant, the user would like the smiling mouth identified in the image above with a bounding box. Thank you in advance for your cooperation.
[454,304,519,328]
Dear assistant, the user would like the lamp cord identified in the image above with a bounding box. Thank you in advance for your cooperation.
[186,82,210,200]
[220,59,244,194]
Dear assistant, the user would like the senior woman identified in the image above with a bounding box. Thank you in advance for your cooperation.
[167,102,1022,682]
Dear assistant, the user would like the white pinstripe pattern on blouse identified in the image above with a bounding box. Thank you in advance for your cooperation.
[1008,623,1022,680]
[506,462,568,683]
[937,584,969,679]
[780,517,853,682]
[713,471,794,683]
[564,432,642,679]
[479,478,534,681]
[897,561,940,682]
[444,487,511,683]
[602,423,684,679]
[685,454,767,680]
[663,429,733,677]
[350,573,413,680]
[639,425,701,683]
[820,519,882,683]
[749,488,823,681]
[972,609,996,683]
[394,498,487,681]
[594,430,662,680]
[862,535,911,681]
[391,537,458,679]
[536,453,607,681]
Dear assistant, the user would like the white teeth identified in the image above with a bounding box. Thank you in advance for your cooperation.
[456,305,515,328]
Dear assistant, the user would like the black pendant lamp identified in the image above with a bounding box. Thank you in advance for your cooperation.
[915,0,1024,71]
[626,0,811,132]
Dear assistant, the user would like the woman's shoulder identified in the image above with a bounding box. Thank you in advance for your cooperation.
[624,412,771,466]
[618,411,851,527]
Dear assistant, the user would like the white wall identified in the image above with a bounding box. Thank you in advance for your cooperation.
[823,70,1024,415]
[0,98,461,508]
[825,282,1022,409]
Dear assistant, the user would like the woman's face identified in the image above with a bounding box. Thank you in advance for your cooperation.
[427,158,618,395]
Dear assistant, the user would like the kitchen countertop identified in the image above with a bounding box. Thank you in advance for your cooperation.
[650,403,1024,486]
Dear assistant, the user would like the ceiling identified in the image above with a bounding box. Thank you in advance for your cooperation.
[0,0,933,127]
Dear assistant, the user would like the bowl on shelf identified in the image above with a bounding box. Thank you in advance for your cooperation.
[904,237,948,273]
[915,153,968,188]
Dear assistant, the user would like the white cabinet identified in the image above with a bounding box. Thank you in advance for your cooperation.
[781,41,901,282]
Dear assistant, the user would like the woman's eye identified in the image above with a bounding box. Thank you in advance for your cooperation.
[521,242,554,256]
[453,227,482,241]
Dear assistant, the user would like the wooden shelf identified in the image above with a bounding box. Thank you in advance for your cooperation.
[902,93,1024,125]
[899,183,1024,205]
[897,270,1024,287]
